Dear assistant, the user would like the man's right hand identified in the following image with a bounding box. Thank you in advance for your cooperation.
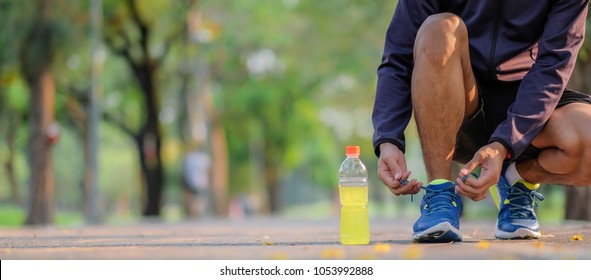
[377,142,422,195]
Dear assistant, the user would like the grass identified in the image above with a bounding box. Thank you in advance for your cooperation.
[0,205,25,227]
[0,204,84,228]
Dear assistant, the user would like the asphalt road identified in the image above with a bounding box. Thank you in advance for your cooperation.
[1,217,590,259]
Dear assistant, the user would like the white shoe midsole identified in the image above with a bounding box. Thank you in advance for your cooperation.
[494,220,541,239]
[411,222,462,240]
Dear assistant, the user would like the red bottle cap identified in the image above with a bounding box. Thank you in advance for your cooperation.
[345,146,360,156]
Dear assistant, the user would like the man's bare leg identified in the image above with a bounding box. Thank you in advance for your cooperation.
[412,13,479,182]
[517,103,591,186]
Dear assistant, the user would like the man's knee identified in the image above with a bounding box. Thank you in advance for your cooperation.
[559,104,591,183]
[414,13,467,66]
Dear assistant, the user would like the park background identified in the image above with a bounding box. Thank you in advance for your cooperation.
[1,0,590,228]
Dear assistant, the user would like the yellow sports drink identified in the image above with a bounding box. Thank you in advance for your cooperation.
[339,185,369,244]
[339,146,370,245]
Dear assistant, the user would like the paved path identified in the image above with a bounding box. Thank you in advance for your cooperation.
[1,218,590,259]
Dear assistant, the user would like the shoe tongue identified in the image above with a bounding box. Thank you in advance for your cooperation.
[515,180,540,191]
[428,179,453,189]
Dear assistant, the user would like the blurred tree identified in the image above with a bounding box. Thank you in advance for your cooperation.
[0,0,26,205]
[195,0,391,213]
[103,0,185,216]
[2,0,104,223]
[18,0,59,224]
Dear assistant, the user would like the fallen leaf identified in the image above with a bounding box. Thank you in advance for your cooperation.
[570,234,584,241]
[320,248,345,259]
[374,243,391,253]
[262,235,273,246]
[402,245,423,260]
[532,242,545,248]
[476,240,490,250]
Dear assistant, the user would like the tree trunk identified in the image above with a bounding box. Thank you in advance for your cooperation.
[210,122,228,216]
[265,164,281,213]
[565,187,591,220]
[134,65,164,216]
[4,113,21,204]
[137,123,164,216]
[197,60,229,216]
[83,0,103,224]
[20,0,56,225]
[24,69,56,225]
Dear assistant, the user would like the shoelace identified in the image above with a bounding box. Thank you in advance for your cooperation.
[419,184,460,214]
[505,187,544,219]
[402,173,474,203]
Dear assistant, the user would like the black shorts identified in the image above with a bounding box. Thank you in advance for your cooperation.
[453,80,591,164]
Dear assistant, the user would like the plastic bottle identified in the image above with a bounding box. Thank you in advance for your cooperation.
[339,145,369,245]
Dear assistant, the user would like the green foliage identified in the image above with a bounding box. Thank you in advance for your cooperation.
[196,0,400,200]
[3,77,29,112]
[1,0,590,220]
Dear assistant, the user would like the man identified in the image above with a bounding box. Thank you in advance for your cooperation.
[372,0,590,242]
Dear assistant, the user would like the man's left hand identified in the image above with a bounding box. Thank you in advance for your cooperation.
[456,142,508,201]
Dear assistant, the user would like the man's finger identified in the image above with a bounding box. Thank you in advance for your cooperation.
[378,158,399,186]
[401,170,412,182]
[378,169,395,187]
[458,190,475,200]
[455,185,484,201]
[465,172,498,191]
[460,153,484,177]
[455,187,476,200]
[462,176,488,190]
[382,155,403,180]
[388,178,421,195]
[455,178,480,195]
[395,181,421,195]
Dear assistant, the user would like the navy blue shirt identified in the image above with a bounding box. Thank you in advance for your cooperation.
[372,0,589,158]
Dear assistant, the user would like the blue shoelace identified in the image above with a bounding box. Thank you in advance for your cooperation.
[419,184,460,214]
[402,173,474,203]
[504,186,544,219]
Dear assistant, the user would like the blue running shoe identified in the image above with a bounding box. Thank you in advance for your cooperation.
[412,180,463,243]
[495,165,544,239]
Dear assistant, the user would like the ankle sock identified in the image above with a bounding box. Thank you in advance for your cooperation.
[504,162,523,186]
[504,162,540,190]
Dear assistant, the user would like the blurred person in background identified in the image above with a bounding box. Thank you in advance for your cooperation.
[182,144,211,217]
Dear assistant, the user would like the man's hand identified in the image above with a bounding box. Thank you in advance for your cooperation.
[378,142,422,195]
[456,141,508,201]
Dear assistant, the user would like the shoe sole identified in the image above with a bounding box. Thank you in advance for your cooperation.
[411,222,462,243]
[494,222,541,240]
